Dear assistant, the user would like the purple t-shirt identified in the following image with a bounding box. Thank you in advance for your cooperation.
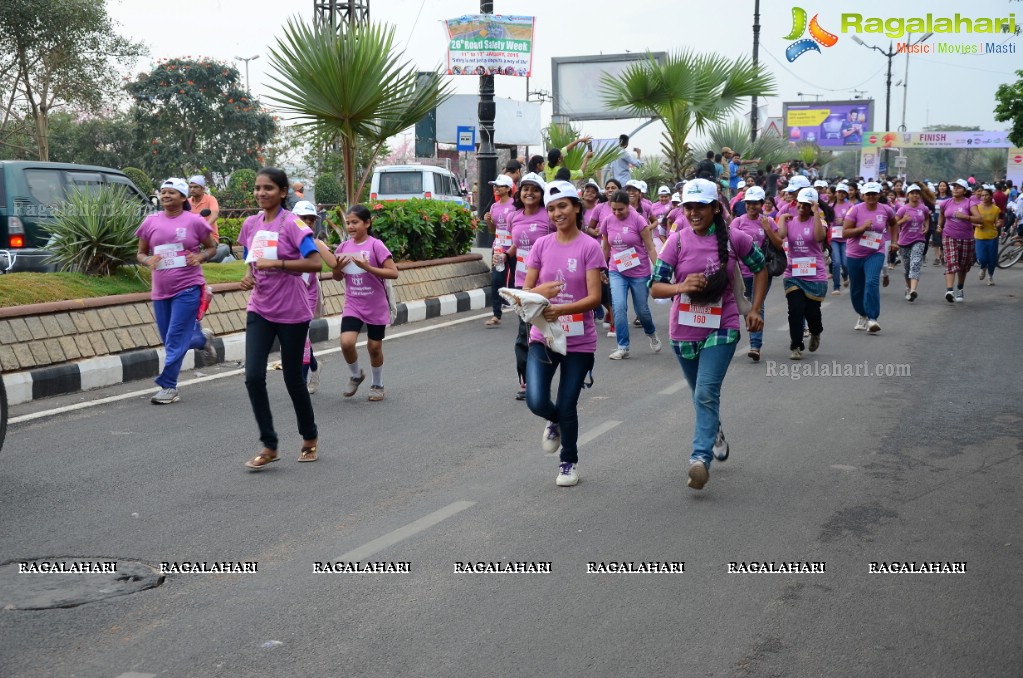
[303,273,319,316]
[239,209,316,324]
[135,211,212,301]
[896,204,930,246]
[490,199,516,250]
[526,233,604,353]
[658,226,755,343]
[335,236,393,326]
[844,202,894,259]
[588,202,611,230]
[600,206,652,278]
[831,201,855,241]
[509,209,553,287]
[783,215,827,282]
[941,197,974,240]
[730,214,777,277]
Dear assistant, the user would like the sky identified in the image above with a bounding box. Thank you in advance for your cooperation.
[106,0,1021,156]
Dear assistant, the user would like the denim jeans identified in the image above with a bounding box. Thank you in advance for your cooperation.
[153,285,206,389]
[674,341,736,467]
[830,240,848,290]
[976,238,998,276]
[490,262,515,318]
[245,311,318,450]
[525,343,595,464]
[742,275,772,350]
[847,253,885,320]
[610,270,656,349]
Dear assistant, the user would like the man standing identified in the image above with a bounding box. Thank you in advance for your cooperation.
[188,176,232,263]
[611,134,642,186]
[293,182,306,200]
[728,153,759,198]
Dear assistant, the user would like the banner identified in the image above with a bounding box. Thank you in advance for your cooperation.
[1008,148,1023,188]
[859,148,879,180]
[861,131,1013,149]
[782,100,874,148]
[444,15,534,77]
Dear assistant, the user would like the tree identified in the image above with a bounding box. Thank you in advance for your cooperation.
[127,58,277,179]
[0,0,146,160]
[543,121,624,180]
[994,69,1023,147]
[701,118,791,171]
[46,110,142,168]
[266,19,453,207]
[600,51,776,179]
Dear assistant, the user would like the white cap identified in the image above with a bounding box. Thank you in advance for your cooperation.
[638,180,648,194]
[625,179,644,191]
[862,181,882,194]
[188,175,206,187]
[835,182,850,193]
[982,183,996,191]
[657,185,671,195]
[584,178,601,191]
[953,178,970,190]
[543,180,579,205]
[786,175,811,191]
[489,174,514,188]
[905,184,921,193]
[670,192,681,203]
[743,186,766,202]
[736,180,746,190]
[813,180,829,188]
[796,187,819,204]
[292,200,317,217]
[518,172,546,190]
[926,182,936,191]
[161,178,189,198]
[681,178,718,204]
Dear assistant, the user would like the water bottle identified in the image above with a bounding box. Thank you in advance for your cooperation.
[494,246,505,272]
[197,285,213,320]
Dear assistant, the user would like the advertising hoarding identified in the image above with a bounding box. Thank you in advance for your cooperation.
[782,100,875,148]
[551,53,666,121]
[444,15,535,77]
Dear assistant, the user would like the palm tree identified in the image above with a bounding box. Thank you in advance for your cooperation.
[266,19,453,206]
[701,118,790,170]
[600,51,775,180]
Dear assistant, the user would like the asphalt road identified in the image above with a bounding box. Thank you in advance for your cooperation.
[2,262,1021,678]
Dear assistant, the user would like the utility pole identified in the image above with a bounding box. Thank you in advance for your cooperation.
[476,1,497,247]
[234,55,259,93]
[750,0,761,142]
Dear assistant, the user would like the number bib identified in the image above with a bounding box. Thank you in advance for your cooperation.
[516,246,530,267]
[246,229,279,263]
[495,229,513,248]
[559,313,584,337]
[792,256,817,277]
[830,225,844,240]
[860,230,882,250]
[677,294,723,329]
[612,247,640,271]
[153,243,186,270]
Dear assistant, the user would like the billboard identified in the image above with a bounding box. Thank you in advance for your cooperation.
[860,130,1013,149]
[444,15,535,77]
[782,100,875,148]
[552,53,666,121]
[435,95,542,146]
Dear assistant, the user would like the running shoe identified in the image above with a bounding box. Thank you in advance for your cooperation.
[809,334,821,352]
[909,290,918,302]
[987,276,995,286]
[945,290,955,303]
[854,316,868,331]
[368,385,385,401]
[954,290,964,303]
[882,272,890,287]
[343,369,365,397]
[633,318,642,327]
[602,320,611,330]
[687,460,709,490]
[712,425,729,461]
[542,421,561,454]
[306,363,321,394]
[151,387,179,405]
[979,270,986,280]
[649,333,662,353]
[609,348,630,360]
[842,275,849,288]
[904,289,912,301]
[515,388,526,401]
[790,348,802,360]
[803,327,810,337]
[556,462,579,487]
[201,328,216,363]
[867,319,880,333]
[747,346,761,362]
[831,289,841,296]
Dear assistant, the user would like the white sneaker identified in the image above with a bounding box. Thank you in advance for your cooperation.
[201,328,216,362]
[649,333,662,353]
[602,320,611,330]
[945,290,955,303]
[853,316,867,331]
[904,289,911,301]
[687,460,709,490]
[542,421,561,454]
[609,348,630,360]
[867,319,880,333]
[607,329,616,338]
[712,425,729,461]
[790,348,802,360]
[987,277,995,286]
[306,363,321,394]
[151,387,179,404]
[979,269,986,280]
[556,462,579,486]
[954,290,964,303]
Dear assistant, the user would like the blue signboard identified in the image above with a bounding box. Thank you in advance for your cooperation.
[456,125,476,152]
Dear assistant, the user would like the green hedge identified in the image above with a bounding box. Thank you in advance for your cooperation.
[366,199,478,261]
[121,167,153,195]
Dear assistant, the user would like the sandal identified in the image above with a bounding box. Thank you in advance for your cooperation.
[245,451,278,470]
[298,444,318,463]
[484,317,501,327]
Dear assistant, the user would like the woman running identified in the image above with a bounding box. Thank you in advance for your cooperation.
[932,181,952,265]
[730,185,781,362]
[292,201,325,393]
[523,181,603,487]
[842,181,896,332]
[777,188,828,359]
[649,179,767,491]
[485,174,516,327]
[970,185,1002,286]
[937,179,976,302]
[894,185,930,301]
[239,167,323,470]
[135,178,218,404]
[829,182,854,294]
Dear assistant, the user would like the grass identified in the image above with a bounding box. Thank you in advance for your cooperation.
[0,262,253,308]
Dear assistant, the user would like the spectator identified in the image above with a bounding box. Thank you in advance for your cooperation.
[695,151,716,180]
[188,176,233,263]
[544,137,592,183]
[610,134,643,186]
[293,182,306,200]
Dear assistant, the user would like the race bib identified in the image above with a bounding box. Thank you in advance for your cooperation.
[830,225,844,240]
[782,239,790,255]
[558,313,584,337]
[860,230,882,250]
[342,251,366,274]
[516,246,530,267]
[792,256,817,277]
[495,230,513,248]
[246,229,278,263]
[612,247,640,271]
[153,243,186,270]
[677,294,723,329]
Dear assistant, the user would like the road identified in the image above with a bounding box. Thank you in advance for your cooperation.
[2,263,1022,677]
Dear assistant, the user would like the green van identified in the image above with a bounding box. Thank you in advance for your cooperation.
[0,161,151,272]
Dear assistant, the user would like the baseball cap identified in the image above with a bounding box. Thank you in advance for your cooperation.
[674,181,686,192]
[736,180,746,190]
[670,192,681,203]
[160,177,189,198]
[188,175,206,187]
[518,172,546,190]
[862,181,882,194]
[489,174,514,188]
[743,186,766,202]
[905,184,921,193]
[786,175,811,191]
[953,178,970,190]
[583,178,601,191]
[721,147,734,155]
[292,200,317,217]
[681,178,718,205]
[796,187,819,204]
[625,179,644,191]
[835,182,850,193]
[543,180,579,205]
[638,180,648,194]
[813,180,829,188]
[657,185,671,195]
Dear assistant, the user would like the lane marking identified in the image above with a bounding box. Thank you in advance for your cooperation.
[114,673,157,678]
[577,420,621,447]
[337,500,476,562]
[10,312,493,425]
[658,382,688,396]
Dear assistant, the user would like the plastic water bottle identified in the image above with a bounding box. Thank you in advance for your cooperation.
[494,246,505,272]
[197,285,213,320]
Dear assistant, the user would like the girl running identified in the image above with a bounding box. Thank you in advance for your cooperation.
[842,181,896,332]
[777,188,829,359]
[970,185,1002,285]
[937,179,976,302]
[830,182,854,294]
[894,185,930,301]
[932,181,952,265]
[730,185,781,362]
[485,174,516,327]
[292,201,326,392]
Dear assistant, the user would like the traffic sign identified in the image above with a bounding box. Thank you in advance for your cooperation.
[456,126,476,152]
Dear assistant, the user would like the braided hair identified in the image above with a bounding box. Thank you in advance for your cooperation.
[687,206,731,305]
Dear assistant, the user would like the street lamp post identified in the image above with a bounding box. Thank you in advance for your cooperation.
[898,33,933,131]
[234,55,260,93]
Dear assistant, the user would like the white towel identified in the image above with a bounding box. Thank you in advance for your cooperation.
[498,288,567,356]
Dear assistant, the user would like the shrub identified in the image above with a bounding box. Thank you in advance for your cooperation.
[46,186,150,276]
[314,174,344,206]
[121,167,154,195]
[217,216,246,244]
[219,169,258,210]
[366,199,478,261]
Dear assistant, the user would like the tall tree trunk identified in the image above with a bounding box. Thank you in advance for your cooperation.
[341,137,356,209]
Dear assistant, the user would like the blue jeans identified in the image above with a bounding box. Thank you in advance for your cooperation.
[153,285,206,389]
[847,253,885,320]
[830,240,848,290]
[742,275,772,350]
[976,238,998,276]
[525,343,595,464]
[674,341,737,467]
[610,270,655,349]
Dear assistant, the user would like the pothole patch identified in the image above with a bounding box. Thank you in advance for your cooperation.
[0,557,164,610]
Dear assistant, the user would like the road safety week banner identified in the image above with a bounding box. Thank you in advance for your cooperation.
[444,15,535,77]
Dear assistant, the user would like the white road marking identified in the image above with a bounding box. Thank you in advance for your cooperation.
[9,313,493,425]
[658,382,688,396]
[114,673,157,678]
[577,420,622,447]
[337,501,476,562]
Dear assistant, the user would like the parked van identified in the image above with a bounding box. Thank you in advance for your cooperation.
[369,165,468,206]
[0,161,151,272]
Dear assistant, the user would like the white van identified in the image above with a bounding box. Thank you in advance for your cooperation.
[369,165,467,206]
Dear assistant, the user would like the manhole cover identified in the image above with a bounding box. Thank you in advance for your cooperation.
[0,558,164,610]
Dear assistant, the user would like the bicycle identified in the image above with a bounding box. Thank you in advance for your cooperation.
[997,236,1023,269]
[0,249,15,452]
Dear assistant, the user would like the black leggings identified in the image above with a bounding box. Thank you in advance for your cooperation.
[786,288,823,351]
[515,317,529,385]
[245,311,318,450]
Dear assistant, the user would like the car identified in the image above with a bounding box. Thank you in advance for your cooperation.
[0,161,151,272]
[369,164,468,206]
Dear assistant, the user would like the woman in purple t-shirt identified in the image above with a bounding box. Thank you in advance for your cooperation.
[778,188,829,360]
[523,181,604,487]
[730,185,782,362]
[936,179,976,302]
[829,183,854,294]
[485,175,516,327]
[842,182,896,332]
[895,185,930,302]
[135,177,218,405]
[239,168,323,470]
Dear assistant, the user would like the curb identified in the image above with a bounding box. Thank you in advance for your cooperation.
[3,288,491,406]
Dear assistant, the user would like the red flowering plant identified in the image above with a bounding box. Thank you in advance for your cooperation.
[365,198,478,261]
